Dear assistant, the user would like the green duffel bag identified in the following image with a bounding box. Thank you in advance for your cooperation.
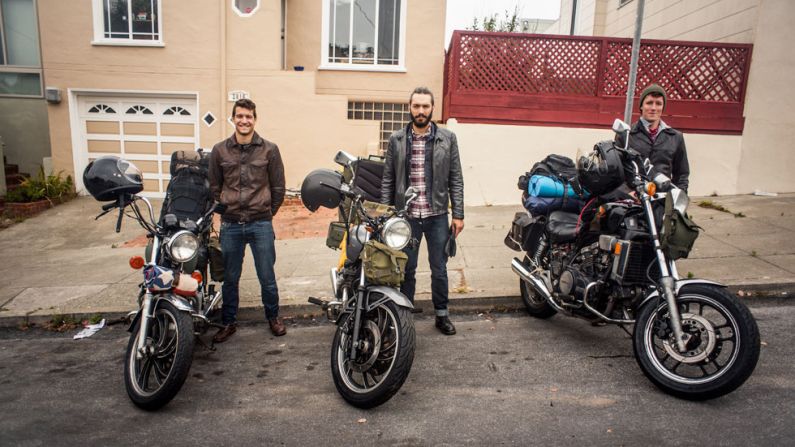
[660,194,702,260]
[361,240,408,287]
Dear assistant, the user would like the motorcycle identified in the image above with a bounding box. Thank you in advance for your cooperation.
[84,152,223,410]
[300,150,416,408]
[506,119,760,400]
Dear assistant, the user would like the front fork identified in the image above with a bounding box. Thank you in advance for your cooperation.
[348,267,368,362]
[135,292,155,360]
[641,193,688,353]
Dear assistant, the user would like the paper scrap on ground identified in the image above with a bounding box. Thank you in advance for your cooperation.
[74,319,106,340]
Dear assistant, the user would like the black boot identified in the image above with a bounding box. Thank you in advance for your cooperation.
[435,316,456,335]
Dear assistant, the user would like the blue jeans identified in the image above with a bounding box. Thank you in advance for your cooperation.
[401,214,450,317]
[220,219,279,325]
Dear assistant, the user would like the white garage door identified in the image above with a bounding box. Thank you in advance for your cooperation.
[75,94,199,198]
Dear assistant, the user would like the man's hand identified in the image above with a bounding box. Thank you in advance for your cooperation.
[451,218,464,237]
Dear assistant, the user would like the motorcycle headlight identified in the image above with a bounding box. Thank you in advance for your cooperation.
[168,230,199,263]
[382,217,411,250]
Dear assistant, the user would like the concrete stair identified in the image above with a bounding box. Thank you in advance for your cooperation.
[4,161,29,192]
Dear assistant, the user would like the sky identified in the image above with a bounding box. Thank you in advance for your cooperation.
[445,0,562,47]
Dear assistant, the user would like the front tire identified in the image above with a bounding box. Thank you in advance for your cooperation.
[124,300,195,410]
[331,300,415,408]
[633,284,760,400]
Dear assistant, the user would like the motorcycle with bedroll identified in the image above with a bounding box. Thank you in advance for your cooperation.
[506,119,760,400]
[300,150,417,408]
[83,150,225,410]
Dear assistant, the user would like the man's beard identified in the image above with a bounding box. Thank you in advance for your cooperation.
[410,110,433,128]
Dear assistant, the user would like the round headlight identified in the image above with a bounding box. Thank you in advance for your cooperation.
[382,217,411,250]
[168,231,199,263]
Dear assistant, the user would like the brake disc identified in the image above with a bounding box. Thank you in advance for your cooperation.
[662,313,717,363]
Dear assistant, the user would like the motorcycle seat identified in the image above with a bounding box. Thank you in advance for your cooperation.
[547,211,579,242]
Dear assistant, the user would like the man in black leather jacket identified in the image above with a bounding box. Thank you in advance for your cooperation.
[615,84,690,192]
[381,87,464,335]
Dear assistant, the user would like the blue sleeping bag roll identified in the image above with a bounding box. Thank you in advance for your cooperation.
[529,175,590,199]
[523,194,586,216]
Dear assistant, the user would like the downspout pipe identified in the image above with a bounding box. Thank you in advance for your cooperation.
[624,0,646,124]
[569,0,578,35]
[220,0,227,139]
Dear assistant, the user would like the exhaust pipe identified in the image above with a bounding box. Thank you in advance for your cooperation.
[511,258,567,313]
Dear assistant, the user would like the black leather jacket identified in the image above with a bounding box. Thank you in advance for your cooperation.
[380,123,465,219]
[615,121,690,192]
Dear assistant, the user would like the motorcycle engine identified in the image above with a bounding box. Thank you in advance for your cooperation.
[552,242,611,302]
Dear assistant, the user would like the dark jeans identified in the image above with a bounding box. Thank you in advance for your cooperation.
[220,219,279,325]
[401,214,450,317]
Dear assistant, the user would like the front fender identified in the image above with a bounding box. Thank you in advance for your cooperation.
[639,279,726,309]
[158,293,194,312]
[366,285,414,310]
[126,294,193,333]
[127,311,142,333]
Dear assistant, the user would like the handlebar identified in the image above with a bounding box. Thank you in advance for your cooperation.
[115,205,124,233]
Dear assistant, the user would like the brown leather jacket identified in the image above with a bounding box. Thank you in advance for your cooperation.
[209,132,285,222]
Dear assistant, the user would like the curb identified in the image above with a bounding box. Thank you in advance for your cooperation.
[1,282,792,330]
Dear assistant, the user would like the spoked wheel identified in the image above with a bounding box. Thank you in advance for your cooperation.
[633,284,760,400]
[519,257,556,319]
[124,300,195,410]
[331,300,415,408]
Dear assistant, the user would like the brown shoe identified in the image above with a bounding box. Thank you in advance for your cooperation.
[268,318,286,336]
[213,324,237,343]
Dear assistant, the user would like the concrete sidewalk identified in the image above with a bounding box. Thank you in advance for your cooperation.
[1,193,794,326]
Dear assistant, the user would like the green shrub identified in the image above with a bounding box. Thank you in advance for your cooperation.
[5,168,75,203]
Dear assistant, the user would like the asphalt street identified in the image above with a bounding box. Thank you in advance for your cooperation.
[0,303,792,446]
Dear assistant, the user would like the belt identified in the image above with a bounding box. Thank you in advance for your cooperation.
[222,213,271,224]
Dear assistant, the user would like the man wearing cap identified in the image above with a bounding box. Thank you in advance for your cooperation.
[616,84,690,192]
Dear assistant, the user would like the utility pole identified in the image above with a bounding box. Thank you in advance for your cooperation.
[624,0,646,123]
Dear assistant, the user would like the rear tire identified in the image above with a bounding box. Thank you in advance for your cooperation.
[331,300,415,408]
[124,300,195,410]
[633,284,760,400]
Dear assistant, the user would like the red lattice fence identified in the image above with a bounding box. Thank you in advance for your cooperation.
[442,31,753,134]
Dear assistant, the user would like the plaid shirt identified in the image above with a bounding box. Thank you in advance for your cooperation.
[407,127,440,219]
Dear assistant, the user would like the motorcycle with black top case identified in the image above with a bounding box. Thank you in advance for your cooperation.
[301,150,416,409]
[84,151,224,410]
[506,119,760,400]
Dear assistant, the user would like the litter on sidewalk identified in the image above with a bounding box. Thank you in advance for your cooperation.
[74,319,105,340]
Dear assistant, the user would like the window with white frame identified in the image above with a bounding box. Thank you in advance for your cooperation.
[0,0,43,97]
[92,0,162,45]
[323,0,405,70]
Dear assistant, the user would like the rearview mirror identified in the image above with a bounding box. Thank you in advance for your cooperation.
[612,119,631,134]
[333,150,357,168]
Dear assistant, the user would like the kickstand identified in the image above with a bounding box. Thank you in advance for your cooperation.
[195,335,217,352]
[617,324,633,338]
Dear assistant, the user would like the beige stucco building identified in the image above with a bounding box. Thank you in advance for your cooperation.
[33,0,445,197]
[450,0,793,205]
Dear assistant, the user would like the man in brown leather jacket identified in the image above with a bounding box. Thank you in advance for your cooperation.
[208,98,287,342]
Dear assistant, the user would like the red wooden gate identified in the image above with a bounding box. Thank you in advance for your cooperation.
[442,31,752,134]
